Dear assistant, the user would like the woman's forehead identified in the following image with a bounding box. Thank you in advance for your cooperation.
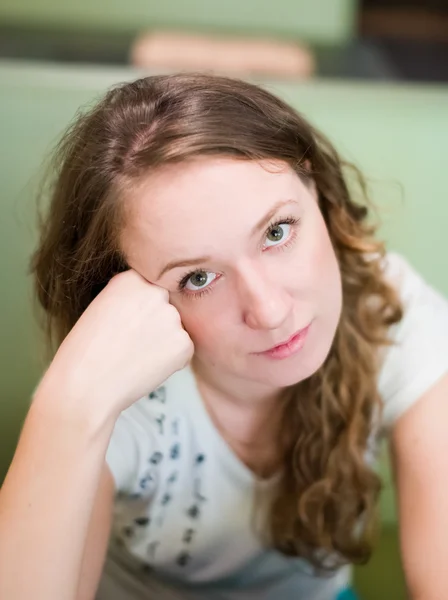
[121,157,308,272]
[128,157,301,224]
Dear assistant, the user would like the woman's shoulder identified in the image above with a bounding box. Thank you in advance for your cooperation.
[377,252,448,429]
[106,366,200,493]
[380,252,431,297]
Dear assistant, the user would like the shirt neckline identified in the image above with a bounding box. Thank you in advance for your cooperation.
[182,366,280,489]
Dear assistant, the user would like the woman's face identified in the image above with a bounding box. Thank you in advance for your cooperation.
[122,157,342,389]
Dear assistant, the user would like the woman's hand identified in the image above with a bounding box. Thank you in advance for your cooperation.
[38,269,194,420]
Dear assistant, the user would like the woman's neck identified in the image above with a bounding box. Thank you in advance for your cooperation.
[191,357,289,476]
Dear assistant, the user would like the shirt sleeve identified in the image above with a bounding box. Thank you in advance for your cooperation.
[378,253,448,430]
[106,396,163,494]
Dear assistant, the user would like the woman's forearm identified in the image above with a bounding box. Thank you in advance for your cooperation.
[0,385,115,600]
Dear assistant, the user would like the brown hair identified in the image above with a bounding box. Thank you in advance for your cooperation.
[30,73,402,569]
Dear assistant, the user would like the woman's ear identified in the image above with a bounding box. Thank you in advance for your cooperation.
[301,160,318,200]
[303,159,312,171]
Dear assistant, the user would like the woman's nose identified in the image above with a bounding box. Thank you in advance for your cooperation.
[238,262,293,331]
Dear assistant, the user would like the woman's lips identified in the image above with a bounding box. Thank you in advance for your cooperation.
[257,323,312,360]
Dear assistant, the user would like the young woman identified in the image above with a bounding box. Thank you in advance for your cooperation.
[0,73,447,600]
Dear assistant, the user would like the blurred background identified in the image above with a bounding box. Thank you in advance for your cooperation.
[1,1,447,598]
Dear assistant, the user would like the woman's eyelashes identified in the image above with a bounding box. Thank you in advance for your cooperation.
[179,271,218,296]
[177,216,301,298]
[262,216,299,251]
[176,270,218,300]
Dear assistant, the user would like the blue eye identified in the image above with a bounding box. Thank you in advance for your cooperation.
[183,270,217,291]
[264,222,292,248]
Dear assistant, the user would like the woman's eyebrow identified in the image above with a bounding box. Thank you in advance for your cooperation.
[250,198,298,236]
[157,255,212,280]
[157,198,299,279]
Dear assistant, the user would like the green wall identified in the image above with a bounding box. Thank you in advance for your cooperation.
[0,0,356,43]
[1,61,447,529]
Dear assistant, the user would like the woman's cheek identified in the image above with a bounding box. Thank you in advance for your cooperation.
[309,213,340,282]
[174,303,216,348]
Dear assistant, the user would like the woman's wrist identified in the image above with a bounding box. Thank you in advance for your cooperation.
[31,370,118,443]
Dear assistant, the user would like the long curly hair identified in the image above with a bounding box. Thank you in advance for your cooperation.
[30,73,402,569]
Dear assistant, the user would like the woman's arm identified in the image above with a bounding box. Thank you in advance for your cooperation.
[0,270,193,600]
[0,380,115,600]
[76,464,115,600]
[391,371,448,600]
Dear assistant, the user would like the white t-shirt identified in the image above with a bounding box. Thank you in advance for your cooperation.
[99,253,448,600]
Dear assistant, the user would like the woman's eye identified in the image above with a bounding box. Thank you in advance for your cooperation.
[184,270,217,291]
[264,222,291,248]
